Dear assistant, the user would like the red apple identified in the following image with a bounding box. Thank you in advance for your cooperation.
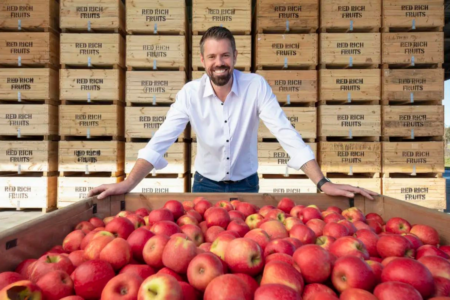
[180,224,204,246]
[381,256,400,267]
[103,216,115,225]
[215,200,233,211]
[186,210,202,223]
[386,217,411,234]
[163,200,184,220]
[284,217,303,232]
[60,296,84,300]
[99,237,132,270]
[179,281,198,300]
[148,208,174,223]
[193,197,206,205]
[381,257,435,298]
[433,276,450,297]
[205,226,225,243]
[15,259,36,279]
[329,236,369,260]
[376,234,414,258]
[244,229,271,251]
[137,274,183,300]
[210,234,235,259]
[315,235,336,251]
[187,252,224,291]
[29,254,74,283]
[367,219,383,233]
[101,273,142,300]
[418,256,450,279]
[224,238,264,276]
[151,220,181,236]
[119,264,155,280]
[199,242,211,252]
[236,202,256,217]
[229,210,246,222]
[143,234,170,269]
[301,207,322,223]
[68,250,88,268]
[403,233,423,250]
[322,222,349,239]
[340,288,378,300]
[260,220,288,239]
[84,234,115,260]
[72,260,115,299]
[0,272,23,291]
[411,224,440,246]
[417,245,449,259]
[183,200,194,211]
[261,261,304,293]
[245,213,264,230]
[204,274,251,300]
[323,212,345,224]
[36,270,73,300]
[440,246,450,257]
[366,260,384,284]
[266,253,294,265]
[264,239,295,257]
[302,283,337,300]
[255,284,300,300]
[227,219,250,237]
[194,200,213,217]
[63,230,86,253]
[233,273,259,295]
[374,281,423,300]
[326,206,343,214]
[105,217,135,239]
[306,219,326,237]
[355,229,379,257]
[293,244,332,283]
[366,213,384,225]
[0,280,42,299]
[162,236,197,273]
[284,237,303,249]
[125,214,146,229]
[342,207,366,223]
[332,256,375,292]
[134,208,150,218]
[289,224,316,244]
[157,267,184,282]
[75,221,95,233]
[337,220,357,235]
[177,215,198,227]
[257,205,274,217]
[277,197,295,213]
[127,228,154,262]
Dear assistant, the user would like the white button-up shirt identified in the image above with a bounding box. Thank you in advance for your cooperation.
[138,70,315,182]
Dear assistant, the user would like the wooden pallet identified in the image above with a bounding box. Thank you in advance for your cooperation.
[325,175,382,194]
[131,174,188,193]
[259,175,317,193]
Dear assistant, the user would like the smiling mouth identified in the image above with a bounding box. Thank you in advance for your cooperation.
[213,68,228,75]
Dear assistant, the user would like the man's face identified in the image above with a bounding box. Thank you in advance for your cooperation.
[200,38,237,86]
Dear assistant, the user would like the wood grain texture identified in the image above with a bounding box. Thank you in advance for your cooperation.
[0,0,59,31]
[0,141,58,172]
[0,104,58,136]
[382,0,444,29]
[320,0,381,30]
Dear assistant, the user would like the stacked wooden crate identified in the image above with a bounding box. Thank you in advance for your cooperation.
[57,0,126,207]
[125,0,188,194]
[0,0,59,212]
[317,0,382,194]
[253,0,319,194]
[380,0,446,210]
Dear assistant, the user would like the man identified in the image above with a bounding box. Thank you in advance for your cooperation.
[89,26,377,200]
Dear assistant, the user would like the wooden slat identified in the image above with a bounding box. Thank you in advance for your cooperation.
[0,0,59,31]
[259,107,317,139]
[0,104,58,136]
[131,176,186,193]
[330,177,381,194]
[0,141,58,173]
[382,0,444,30]
[259,178,317,193]
[0,69,58,101]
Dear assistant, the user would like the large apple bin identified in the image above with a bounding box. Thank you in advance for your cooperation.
[0,193,449,272]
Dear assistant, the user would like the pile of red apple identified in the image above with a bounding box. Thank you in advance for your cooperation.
[1,197,450,300]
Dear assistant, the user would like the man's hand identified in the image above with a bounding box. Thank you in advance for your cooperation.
[321,182,378,200]
[88,181,133,200]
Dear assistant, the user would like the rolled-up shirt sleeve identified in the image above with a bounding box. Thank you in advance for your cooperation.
[257,76,315,170]
[137,89,190,170]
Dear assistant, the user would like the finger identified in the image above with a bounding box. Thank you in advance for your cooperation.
[97,188,113,200]
[359,189,374,200]
[88,185,105,197]
[335,188,355,198]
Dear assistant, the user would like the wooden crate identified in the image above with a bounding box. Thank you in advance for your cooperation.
[257,142,317,175]
[0,32,59,67]
[382,0,444,31]
[319,142,381,175]
[192,35,251,71]
[319,69,381,104]
[259,178,317,193]
[57,176,123,207]
[320,33,381,67]
[256,70,317,104]
[59,141,124,175]
[60,33,125,67]
[125,107,185,140]
[382,178,446,210]
[381,32,444,66]
[60,0,125,32]
[192,0,251,35]
[126,142,187,175]
[329,177,381,194]
[126,71,186,105]
[0,104,58,137]
[258,107,317,140]
[0,0,59,31]
[0,141,58,173]
[255,0,319,33]
[60,69,124,102]
[126,35,186,70]
[318,105,381,139]
[382,105,444,139]
[255,34,318,69]
[382,69,444,103]
[126,0,186,35]
[0,68,58,102]
[0,176,57,211]
[382,142,444,176]
[320,0,381,32]
[59,105,124,139]
[131,176,186,193]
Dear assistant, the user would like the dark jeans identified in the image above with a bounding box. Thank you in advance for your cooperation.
[192,172,259,193]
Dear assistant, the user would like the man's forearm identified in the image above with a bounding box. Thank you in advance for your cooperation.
[300,159,325,185]
[124,158,154,191]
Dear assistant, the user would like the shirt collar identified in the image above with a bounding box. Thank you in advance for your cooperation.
[203,69,239,98]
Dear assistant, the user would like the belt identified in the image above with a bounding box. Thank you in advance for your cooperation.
[221,179,241,184]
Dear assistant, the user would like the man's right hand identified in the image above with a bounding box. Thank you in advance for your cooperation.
[88,181,133,200]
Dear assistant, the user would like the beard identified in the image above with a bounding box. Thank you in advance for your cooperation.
[207,65,232,86]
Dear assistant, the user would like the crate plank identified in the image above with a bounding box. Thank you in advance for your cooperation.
[320,0,381,32]
[126,71,185,105]
[255,34,318,69]
[60,69,124,102]
[256,0,318,33]
[0,69,58,102]
[0,141,58,173]
[320,33,381,67]
[126,0,186,34]
[126,35,186,70]
[256,70,317,104]
[0,32,59,67]
[259,178,317,193]
[382,32,444,66]
[191,35,251,71]
[318,105,381,138]
[382,105,444,138]
[131,176,186,193]
[0,0,59,31]
[0,104,58,137]
[382,142,444,175]
[60,33,125,67]
[329,177,381,194]
[192,0,251,34]
[382,69,444,103]
[319,142,381,174]
[60,105,124,138]
[382,178,446,210]
[59,141,124,174]
[319,69,381,103]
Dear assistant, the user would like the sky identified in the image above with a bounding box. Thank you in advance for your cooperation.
[445,80,450,127]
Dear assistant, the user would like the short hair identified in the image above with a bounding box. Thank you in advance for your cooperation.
[199,26,236,56]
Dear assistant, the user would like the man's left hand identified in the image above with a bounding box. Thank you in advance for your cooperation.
[320,182,378,200]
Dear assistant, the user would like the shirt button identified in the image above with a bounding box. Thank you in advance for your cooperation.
[221,103,224,105]
[227,157,229,159]
[227,172,229,174]
[224,120,227,123]
[226,140,229,142]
